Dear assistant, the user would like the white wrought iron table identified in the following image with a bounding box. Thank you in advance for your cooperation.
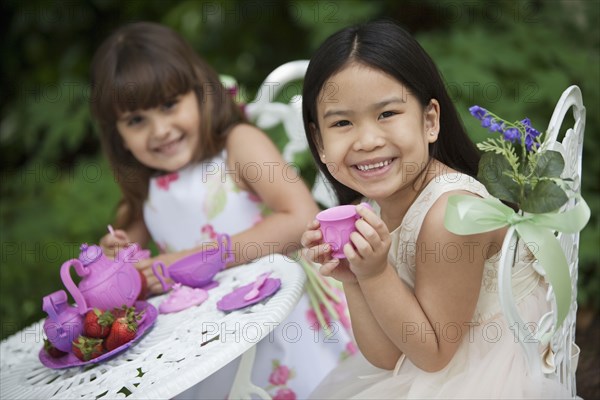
[0,254,306,399]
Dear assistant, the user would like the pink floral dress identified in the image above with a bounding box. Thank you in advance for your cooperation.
[143,152,354,399]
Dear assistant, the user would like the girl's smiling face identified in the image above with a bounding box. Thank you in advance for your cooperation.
[116,90,201,172]
[315,63,440,203]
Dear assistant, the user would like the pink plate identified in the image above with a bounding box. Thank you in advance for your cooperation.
[39,301,157,369]
[217,278,281,312]
[159,284,208,314]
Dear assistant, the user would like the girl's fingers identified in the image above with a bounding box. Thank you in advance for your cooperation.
[354,218,380,243]
[355,204,390,241]
[347,231,372,258]
[306,244,333,264]
[144,271,159,287]
[301,223,322,247]
[343,242,356,260]
[112,229,129,241]
[319,258,340,276]
[149,282,164,295]
[306,219,321,230]
[106,237,129,249]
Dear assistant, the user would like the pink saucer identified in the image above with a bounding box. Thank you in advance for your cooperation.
[159,283,208,314]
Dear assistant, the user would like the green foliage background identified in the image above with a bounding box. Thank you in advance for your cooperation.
[1,0,599,340]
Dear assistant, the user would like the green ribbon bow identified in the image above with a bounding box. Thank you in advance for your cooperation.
[444,195,590,332]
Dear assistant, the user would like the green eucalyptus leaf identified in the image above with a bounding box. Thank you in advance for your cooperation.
[521,180,569,213]
[477,152,520,204]
[532,150,565,178]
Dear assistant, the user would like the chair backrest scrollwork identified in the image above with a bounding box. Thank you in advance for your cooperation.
[498,85,585,398]
[244,60,338,209]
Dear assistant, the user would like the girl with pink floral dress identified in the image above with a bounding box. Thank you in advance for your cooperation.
[91,21,353,399]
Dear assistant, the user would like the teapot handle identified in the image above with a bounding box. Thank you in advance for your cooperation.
[151,261,171,292]
[42,290,68,321]
[216,234,233,267]
[59,259,88,314]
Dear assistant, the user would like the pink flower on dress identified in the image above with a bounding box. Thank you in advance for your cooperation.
[247,192,262,203]
[252,214,264,226]
[345,341,358,355]
[156,172,179,190]
[332,294,352,331]
[268,364,291,386]
[201,224,218,240]
[272,388,296,400]
[306,303,332,329]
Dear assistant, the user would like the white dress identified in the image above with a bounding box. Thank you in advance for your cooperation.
[144,153,354,400]
[309,173,573,399]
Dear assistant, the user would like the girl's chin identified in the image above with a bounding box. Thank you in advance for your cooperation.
[355,185,398,201]
[153,155,192,172]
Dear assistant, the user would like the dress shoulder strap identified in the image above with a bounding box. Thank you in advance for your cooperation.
[401,173,488,236]
[389,173,489,286]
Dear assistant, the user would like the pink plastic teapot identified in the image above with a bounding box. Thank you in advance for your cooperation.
[42,289,87,352]
[60,243,145,311]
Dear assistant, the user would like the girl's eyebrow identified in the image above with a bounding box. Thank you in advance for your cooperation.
[322,108,351,119]
[373,96,407,108]
[117,112,135,122]
[322,96,406,119]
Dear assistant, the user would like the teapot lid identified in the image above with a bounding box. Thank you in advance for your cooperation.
[79,243,103,266]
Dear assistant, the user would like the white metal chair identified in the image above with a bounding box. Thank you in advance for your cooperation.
[498,85,586,397]
[244,60,338,209]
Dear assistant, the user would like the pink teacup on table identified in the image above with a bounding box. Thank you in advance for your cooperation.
[316,202,373,259]
[152,234,233,291]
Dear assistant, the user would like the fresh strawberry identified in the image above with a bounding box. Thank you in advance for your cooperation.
[83,308,115,338]
[44,338,67,358]
[111,305,133,319]
[72,336,104,361]
[105,308,140,351]
[137,270,149,300]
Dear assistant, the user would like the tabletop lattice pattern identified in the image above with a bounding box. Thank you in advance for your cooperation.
[0,254,306,399]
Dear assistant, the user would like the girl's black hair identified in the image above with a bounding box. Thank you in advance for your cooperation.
[302,20,480,205]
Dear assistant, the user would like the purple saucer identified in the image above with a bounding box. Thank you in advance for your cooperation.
[217,278,281,312]
[39,301,157,369]
[201,280,219,290]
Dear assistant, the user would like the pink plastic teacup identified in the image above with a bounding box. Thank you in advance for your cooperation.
[152,234,233,291]
[316,202,373,258]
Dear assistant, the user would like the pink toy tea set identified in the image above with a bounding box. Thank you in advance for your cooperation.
[41,241,154,367]
[40,231,283,367]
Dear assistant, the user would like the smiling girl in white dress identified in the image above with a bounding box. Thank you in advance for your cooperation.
[301,20,572,399]
[90,22,353,399]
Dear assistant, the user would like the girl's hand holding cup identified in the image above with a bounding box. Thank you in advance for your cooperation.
[344,204,392,281]
[302,219,357,284]
[303,202,374,283]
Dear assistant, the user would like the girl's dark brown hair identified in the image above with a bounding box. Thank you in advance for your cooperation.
[90,22,244,228]
[302,20,481,205]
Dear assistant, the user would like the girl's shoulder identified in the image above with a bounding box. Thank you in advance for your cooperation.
[397,170,486,236]
[417,173,505,251]
[225,123,284,164]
